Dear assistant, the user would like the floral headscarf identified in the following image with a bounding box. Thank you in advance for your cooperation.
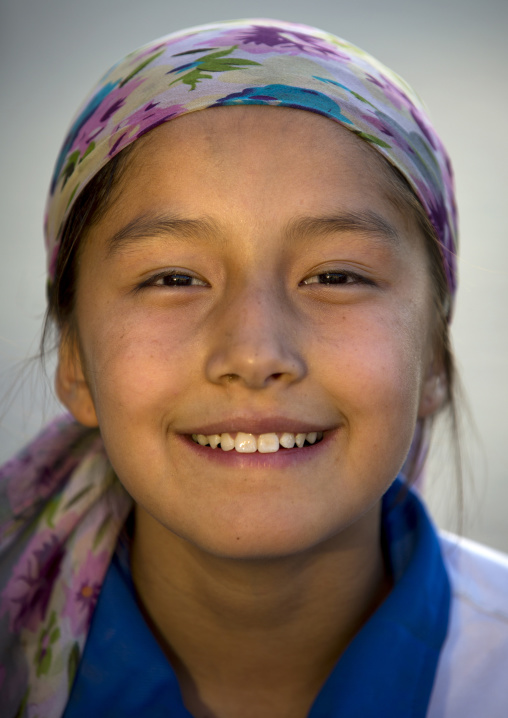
[45,18,458,296]
[2,19,458,717]
[0,418,132,716]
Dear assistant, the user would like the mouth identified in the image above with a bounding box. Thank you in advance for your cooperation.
[190,431,324,453]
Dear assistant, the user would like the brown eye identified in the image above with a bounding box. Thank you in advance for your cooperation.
[302,271,368,286]
[160,273,198,287]
[141,271,208,289]
[317,272,349,285]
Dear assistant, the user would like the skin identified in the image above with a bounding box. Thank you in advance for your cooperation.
[57,107,446,717]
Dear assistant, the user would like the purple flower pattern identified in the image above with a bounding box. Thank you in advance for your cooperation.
[214,25,352,61]
[1,530,66,633]
[62,549,108,636]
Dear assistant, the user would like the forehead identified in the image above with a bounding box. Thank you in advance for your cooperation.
[109,106,400,222]
[134,105,384,171]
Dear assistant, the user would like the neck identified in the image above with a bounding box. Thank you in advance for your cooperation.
[131,502,391,718]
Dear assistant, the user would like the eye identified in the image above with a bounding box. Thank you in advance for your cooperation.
[301,271,373,286]
[140,270,208,289]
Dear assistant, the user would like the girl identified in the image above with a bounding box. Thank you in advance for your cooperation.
[0,18,507,718]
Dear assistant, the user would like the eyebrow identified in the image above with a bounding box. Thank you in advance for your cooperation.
[285,211,400,244]
[106,214,221,255]
[106,209,399,255]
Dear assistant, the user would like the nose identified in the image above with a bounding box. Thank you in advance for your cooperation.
[205,284,307,389]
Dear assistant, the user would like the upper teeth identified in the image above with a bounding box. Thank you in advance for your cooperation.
[191,431,323,453]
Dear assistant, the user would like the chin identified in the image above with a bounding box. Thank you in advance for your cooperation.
[170,507,348,562]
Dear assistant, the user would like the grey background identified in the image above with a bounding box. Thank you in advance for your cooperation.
[1,0,507,550]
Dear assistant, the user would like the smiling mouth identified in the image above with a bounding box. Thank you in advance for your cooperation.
[190,431,324,453]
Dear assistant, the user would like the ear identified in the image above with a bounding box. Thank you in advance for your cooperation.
[55,335,99,427]
[417,363,448,419]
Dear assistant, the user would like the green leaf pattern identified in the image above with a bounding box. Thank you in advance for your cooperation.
[168,46,261,90]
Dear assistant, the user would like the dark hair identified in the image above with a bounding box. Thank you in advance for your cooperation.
[42,144,135,351]
[41,133,460,487]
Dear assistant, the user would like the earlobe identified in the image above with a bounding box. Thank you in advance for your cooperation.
[418,368,448,419]
[55,337,99,427]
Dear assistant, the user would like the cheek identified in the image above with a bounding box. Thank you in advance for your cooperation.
[315,302,428,448]
[78,305,198,425]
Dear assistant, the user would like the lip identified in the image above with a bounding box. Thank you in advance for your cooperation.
[181,416,332,436]
[177,428,336,469]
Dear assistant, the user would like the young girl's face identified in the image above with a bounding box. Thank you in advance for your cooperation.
[59,107,443,560]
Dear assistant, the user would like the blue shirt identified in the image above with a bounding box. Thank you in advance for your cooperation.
[64,480,450,717]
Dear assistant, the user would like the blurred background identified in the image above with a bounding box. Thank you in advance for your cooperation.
[1,0,507,550]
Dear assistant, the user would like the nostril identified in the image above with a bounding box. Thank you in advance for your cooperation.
[207,340,307,388]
